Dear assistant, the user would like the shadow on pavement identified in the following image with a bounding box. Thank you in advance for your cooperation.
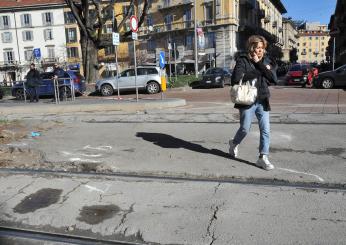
[136,132,255,167]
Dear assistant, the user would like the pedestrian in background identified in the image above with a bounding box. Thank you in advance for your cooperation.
[229,35,277,170]
[52,63,65,78]
[26,63,41,102]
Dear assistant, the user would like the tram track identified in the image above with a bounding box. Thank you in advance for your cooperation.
[0,167,345,192]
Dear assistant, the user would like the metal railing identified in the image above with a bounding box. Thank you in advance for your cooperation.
[22,77,76,104]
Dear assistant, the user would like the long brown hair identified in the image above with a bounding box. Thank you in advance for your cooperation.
[246,35,267,56]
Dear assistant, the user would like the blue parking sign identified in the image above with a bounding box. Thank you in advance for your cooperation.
[33,48,41,59]
[159,51,165,69]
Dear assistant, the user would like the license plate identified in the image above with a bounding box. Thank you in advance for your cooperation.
[206,80,211,83]
[294,78,300,82]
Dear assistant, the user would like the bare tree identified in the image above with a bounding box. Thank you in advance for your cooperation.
[65,0,148,83]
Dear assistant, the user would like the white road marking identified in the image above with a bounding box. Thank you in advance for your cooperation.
[61,151,102,158]
[277,167,324,182]
[84,185,105,193]
[6,143,27,147]
[83,145,112,151]
[69,158,101,163]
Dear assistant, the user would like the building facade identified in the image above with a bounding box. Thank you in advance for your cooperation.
[328,0,346,66]
[136,0,286,74]
[282,18,298,62]
[297,23,330,64]
[0,0,67,82]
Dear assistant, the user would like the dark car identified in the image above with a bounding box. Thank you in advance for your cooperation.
[285,63,310,86]
[12,70,86,100]
[313,64,346,89]
[200,67,232,88]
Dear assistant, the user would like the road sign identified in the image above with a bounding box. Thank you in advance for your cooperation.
[130,16,138,32]
[33,48,41,59]
[112,32,119,46]
[159,51,165,69]
[131,32,138,40]
[168,42,172,50]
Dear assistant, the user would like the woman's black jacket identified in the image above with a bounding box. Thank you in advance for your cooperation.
[231,54,277,111]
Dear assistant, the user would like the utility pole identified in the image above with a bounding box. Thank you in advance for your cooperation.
[194,0,198,78]
[332,37,336,70]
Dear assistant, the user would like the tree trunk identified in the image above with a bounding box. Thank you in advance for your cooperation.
[81,34,99,84]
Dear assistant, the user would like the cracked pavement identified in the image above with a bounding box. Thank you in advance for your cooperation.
[0,173,345,244]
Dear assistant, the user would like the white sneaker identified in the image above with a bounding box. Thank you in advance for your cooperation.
[255,155,274,170]
[229,140,238,158]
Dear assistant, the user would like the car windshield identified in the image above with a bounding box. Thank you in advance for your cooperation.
[289,65,302,71]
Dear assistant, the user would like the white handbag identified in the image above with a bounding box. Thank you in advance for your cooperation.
[230,78,257,105]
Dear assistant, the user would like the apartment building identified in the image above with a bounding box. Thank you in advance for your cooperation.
[282,18,298,62]
[137,0,239,73]
[0,0,67,82]
[328,0,346,66]
[136,0,286,73]
[64,8,83,73]
[297,23,330,64]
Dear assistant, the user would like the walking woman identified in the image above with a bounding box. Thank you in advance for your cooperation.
[229,35,277,170]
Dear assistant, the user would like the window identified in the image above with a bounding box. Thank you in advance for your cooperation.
[67,47,79,58]
[22,31,33,41]
[297,43,300,46]
[184,8,191,28]
[3,50,15,64]
[146,68,158,75]
[146,15,153,27]
[105,46,115,56]
[309,49,312,52]
[147,39,156,51]
[164,15,173,31]
[315,37,318,40]
[64,11,76,24]
[44,29,53,40]
[66,28,77,42]
[321,42,324,46]
[103,24,112,34]
[47,46,55,58]
[121,69,135,77]
[185,34,193,50]
[122,5,133,16]
[205,32,215,49]
[42,12,53,25]
[21,14,32,27]
[0,16,11,29]
[1,32,12,43]
[24,49,33,61]
[322,37,324,40]
[204,3,213,24]
[309,37,312,40]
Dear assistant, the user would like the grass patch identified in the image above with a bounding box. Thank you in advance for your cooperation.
[167,75,202,88]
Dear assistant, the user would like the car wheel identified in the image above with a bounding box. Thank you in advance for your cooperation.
[146,81,160,94]
[59,86,72,100]
[101,84,114,96]
[15,89,25,100]
[321,78,334,89]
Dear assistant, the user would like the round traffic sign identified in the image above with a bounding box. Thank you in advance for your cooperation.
[130,16,138,33]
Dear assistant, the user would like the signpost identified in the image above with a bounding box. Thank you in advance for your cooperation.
[112,32,121,100]
[130,15,139,102]
[159,51,166,99]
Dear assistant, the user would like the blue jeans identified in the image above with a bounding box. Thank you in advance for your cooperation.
[233,101,270,155]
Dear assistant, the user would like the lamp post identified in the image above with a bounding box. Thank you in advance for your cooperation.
[194,0,198,78]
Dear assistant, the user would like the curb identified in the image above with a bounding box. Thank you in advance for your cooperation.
[0,98,186,116]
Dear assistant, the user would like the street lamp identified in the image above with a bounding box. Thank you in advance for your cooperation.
[194,0,198,78]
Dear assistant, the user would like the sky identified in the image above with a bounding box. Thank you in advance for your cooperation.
[281,0,337,25]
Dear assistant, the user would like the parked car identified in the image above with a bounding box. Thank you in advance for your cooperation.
[199,67,232,88]
[313,64,346,89]
[95,66,162,96]
[0,86,3,100]
[11,70,86,100]
[285,63,311,86]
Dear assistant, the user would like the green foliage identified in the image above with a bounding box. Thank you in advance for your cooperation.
[167,75,202,88]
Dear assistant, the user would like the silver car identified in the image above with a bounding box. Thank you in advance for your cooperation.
[96,66,163,96]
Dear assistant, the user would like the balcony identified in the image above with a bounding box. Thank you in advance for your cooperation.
[278,27,283,32]
[301,51,307,55]
[140,20,194,35]
[272,21,277,28]
[203,19,214,26]
[157,0,193,11]
[264,16,271,23]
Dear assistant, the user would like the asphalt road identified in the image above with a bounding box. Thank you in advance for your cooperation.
[1,86,346,244]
